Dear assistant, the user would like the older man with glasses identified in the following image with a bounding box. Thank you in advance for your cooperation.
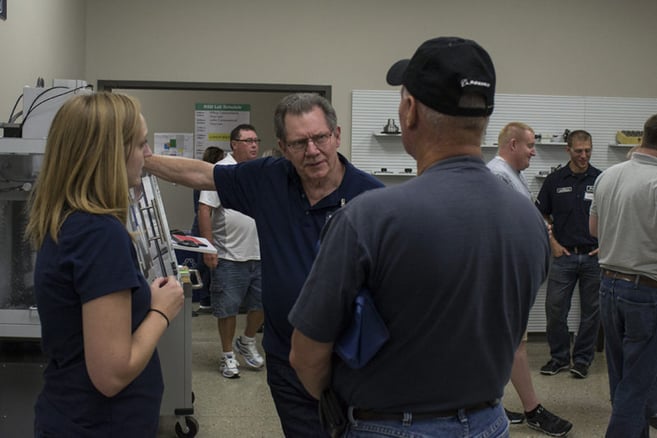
[144,93,383,437]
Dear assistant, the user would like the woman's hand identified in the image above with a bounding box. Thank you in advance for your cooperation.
[150,276,184,324]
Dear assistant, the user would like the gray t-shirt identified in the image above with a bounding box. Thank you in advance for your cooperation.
[290,156,550,412]
[590,152,657,280]
[487,155,531,199]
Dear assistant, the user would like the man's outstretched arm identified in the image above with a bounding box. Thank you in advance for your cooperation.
[145,155,215,190]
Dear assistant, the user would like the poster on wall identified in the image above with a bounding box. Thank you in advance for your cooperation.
[194,103,251,160]
[153,133,194,157]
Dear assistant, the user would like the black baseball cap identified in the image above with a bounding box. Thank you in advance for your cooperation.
[386,37,495,117]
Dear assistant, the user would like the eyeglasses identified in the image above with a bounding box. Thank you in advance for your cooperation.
[286,132,333,151]
[233,138,261,145]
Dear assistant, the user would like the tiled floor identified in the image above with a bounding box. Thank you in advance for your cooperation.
[158,309,656,437]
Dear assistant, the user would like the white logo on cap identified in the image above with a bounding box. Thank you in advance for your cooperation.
[460,79,491,88]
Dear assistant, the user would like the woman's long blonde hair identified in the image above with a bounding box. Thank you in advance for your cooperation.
[25,92,142,248]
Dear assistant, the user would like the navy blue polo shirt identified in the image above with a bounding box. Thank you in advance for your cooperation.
[213,154,384,360]
[535,162,601,248]
[34,212,162,436]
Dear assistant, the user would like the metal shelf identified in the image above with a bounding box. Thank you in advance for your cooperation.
[372,170,416,176]
[481,142,565,148]
[536,141,567,146]
[608,143,638,148]
[0,138,46,154]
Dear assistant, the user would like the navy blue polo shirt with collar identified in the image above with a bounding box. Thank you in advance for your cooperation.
[213,153,384,360]
[535,162,601,248]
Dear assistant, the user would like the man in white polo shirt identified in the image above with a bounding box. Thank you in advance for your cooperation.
[198,123,263,379]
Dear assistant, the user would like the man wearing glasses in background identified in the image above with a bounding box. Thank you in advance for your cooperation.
[144,93,383,436]
[198,124,263,379]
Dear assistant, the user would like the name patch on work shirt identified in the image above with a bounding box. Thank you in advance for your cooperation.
[556,187,572,194]
[584,185,594,201]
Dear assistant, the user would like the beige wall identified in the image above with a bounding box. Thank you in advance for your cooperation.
[2,0,657,227]
[0,0,86,122]
[3,0,656,145]
[0,0,657,139]
[82,0,657,159]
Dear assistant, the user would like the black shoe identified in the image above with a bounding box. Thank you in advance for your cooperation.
[570,362,589,379]
[526,404,573,437]
[540,360,570,375]
[505,408,525,424]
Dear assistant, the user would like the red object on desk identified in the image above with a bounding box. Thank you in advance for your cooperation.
[172,234,207,247]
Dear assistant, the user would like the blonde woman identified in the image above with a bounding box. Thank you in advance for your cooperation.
[26,92,183,436]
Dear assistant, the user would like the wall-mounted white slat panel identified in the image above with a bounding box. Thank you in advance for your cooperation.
[351,90,416,176]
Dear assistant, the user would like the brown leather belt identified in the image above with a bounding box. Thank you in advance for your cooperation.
[352,399,500,421]
[603,269,657,288]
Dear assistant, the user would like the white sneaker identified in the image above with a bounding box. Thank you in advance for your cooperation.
[219,355,240,379]
[197,304,212,314]
[234,336,265,369]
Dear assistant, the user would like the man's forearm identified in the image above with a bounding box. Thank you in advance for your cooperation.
[144,155,215,190]
[290,330,333,400]
[295,361,331,400]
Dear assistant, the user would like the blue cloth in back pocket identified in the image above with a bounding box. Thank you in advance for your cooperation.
[334,288,389,369]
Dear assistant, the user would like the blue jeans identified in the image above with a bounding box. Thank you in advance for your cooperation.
[210,259,262,318]
[545,253,600,365]
[266,354,330,437]
[600,276,657,438]
[344,403,509,438]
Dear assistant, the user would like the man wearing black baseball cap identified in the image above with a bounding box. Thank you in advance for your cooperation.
[385,36,495,118]
[290,37,550,437]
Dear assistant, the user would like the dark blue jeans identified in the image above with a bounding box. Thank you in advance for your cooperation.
[545,253,600,366]
[265,354,330,437]
[600,276,657,438]
[345,403,509,437]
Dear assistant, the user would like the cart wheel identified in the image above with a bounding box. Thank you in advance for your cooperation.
[175,416,199,437]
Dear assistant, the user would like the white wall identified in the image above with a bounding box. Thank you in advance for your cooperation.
[2,0,657,151]
[2,0,657,227]
[0,0,86,124]
[81,0,657,159]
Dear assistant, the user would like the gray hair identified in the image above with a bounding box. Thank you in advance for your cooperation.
[273,93,337,142]
[419,93,489,134]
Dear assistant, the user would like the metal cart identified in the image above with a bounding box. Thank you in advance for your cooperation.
[130,175,218,437]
